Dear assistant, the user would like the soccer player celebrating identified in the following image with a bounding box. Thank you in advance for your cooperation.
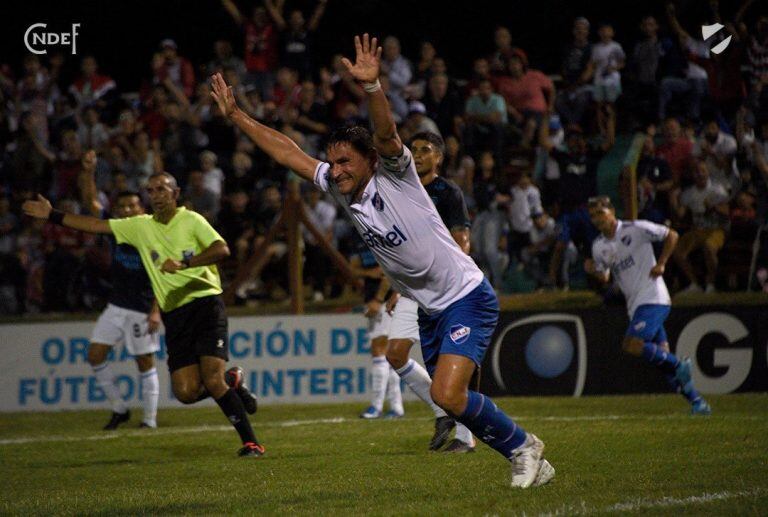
[385,131,476,453]
[79,150,161,430]
[585,196,711,415]
[23,173,264,457]
[210,34,553,487]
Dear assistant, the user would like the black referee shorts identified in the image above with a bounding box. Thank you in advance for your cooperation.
[161,295,228,373]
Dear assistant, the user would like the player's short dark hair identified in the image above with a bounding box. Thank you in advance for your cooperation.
[326,126,376,159]
[116,190,141,201]
[588,195,613,211]
[409,132,444,155]
[148,172,180,190]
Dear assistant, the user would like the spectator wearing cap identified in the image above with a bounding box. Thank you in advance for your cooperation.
[556,17,594,126]
[152,39,195,98]
[495,50,554,148]
[399,101,441,143]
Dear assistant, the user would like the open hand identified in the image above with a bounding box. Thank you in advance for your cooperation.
[22,194,53,220]
[210,72,237,117]
[341,34,382,84]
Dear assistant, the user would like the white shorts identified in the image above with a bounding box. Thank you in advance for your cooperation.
[91,303,160,356]
[389,296,420,342]
[367,303,392,340]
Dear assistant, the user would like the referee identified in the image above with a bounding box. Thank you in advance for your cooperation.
[23,172,264,457]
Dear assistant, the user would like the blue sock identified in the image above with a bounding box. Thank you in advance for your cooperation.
[458,391,527,459]
[641,342,680,376]
[680,381,702,403]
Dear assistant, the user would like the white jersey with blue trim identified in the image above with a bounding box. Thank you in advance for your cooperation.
[591,219,671,317]
[314,146,483,314]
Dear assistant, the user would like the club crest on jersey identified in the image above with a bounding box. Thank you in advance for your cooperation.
[182,250,194,262]
[150,250,160,263]
[372,192,385,211]
[449,324,471,344]
[621,235,632,246]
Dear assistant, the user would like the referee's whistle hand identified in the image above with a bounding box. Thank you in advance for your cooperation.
[160,258,184,274]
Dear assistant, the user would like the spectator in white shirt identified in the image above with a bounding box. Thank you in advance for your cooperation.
[693,120,740,194]
[674,161,730,294]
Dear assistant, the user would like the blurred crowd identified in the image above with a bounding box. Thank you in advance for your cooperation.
[1,0,767,315]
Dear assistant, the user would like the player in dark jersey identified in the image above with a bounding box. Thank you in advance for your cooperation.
[384,132,477,452]
[79,151,161,430]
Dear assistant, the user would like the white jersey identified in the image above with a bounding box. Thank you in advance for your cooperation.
[591,220,671,317]
[314,146,483,314]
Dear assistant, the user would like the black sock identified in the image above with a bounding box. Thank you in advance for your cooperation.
[215,388,257,444]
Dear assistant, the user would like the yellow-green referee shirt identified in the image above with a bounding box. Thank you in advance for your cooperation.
[109,207,224,312]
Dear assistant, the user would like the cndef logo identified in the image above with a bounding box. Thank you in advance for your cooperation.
[24,23,80,55]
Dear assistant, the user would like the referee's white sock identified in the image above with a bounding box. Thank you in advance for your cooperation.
[92,361,127,414]
[386,366,404,415]
[140,367,159,427]
[369,356,389,411]
[396,359,447,418]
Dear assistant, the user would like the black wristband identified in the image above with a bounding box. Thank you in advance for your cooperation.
[48,209,65,225]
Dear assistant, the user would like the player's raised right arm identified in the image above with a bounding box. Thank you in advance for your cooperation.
[210,73,320,182]
[23,195,112,234]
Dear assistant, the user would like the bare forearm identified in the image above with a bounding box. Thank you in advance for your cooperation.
[229,108,319,180]
[62,213,112,234]
[658,229,678,266]
[451,228,470,254]
[188,240,230,267]
[367,88,402,156]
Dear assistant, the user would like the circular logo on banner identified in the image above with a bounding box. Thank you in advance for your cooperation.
[524,325,574,379]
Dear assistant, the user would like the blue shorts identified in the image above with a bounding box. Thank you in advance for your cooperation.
[626,304,670,344]
[417,278,500,377]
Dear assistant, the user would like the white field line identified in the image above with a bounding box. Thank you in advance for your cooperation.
[535,488,765,516]
[0,413,761,446]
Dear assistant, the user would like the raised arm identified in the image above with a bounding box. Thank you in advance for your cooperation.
[210,72,320,181]
[220,0,244,25]
[341,34,402,157]
[23,194,112,234]
[78,149,103,217]
[307,0,328,32]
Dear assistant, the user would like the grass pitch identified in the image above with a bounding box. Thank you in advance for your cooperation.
[1,394,767,516]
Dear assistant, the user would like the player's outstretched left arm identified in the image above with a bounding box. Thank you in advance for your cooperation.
[23,194,112,234]
[342,34,402,158]
[650,228,679,278]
